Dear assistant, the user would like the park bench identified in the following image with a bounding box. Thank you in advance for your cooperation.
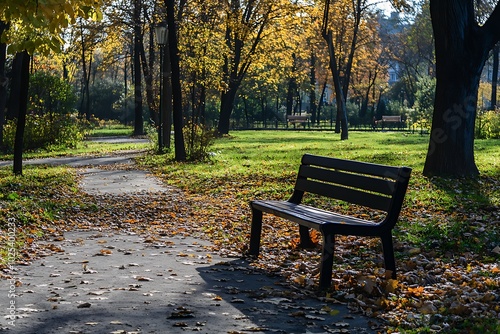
[248,154,412,289]
[377,115,404,129]
[287,114,310,127]
[381,115,402,123]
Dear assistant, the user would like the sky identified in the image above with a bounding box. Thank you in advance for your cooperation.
[371,0,396,15]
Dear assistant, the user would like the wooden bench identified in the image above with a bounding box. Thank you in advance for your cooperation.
[381,115,402,123]
[287,114,310,127]
[377,115,404,129]
[249,154,412,289]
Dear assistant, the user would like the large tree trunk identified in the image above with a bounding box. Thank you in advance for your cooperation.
[165,0,186,161]
[424,0,500,177]
[13,51,30,175]
[218,85,238,134]
[133,0,144,136]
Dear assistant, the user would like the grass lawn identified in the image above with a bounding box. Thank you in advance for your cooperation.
[1,129,499,333]
[87,124,135,137]
[0,125,151,161]
[139,130,500,333]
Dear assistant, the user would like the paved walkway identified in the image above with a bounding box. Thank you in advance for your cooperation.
[1,139,378,333]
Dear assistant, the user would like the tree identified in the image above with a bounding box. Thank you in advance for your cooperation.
[0,21,7,150]
[384,1,434,109]
[217,0,292,135]
[132,0,144,135]
[423,1,500,177]
[165,0,186,161]
[322,0,374,140]
[12,51,29,175]
[0,0,103,174]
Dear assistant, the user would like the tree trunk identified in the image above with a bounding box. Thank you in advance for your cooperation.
[133,0,144,136]
[79,23,90,120]
[424,0,500,177]
[0,21,8,150]
[286,54,297,119]
[165,0,186,161]
[218,85,238,134]
[140,29,157,125]
[490,43,499,110]
[309,51,317,124]
[85,54,92,121]
[7,49,23,121]
[13,51,30,175]
[317,80,328,125]
[163,40,172,150]
[325,30,348,140]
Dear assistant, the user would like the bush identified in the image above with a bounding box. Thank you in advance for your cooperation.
[183,121,216,161]
[413,75,435,126]
[29,71,77,116]
[477,110,500,139]
[2,71,88,152]
[3,113,87,151]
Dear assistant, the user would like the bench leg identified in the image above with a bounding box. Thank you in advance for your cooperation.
[299,225,314,248]
[381,232,397,279]
[319,233,335,289]
[249,208,263,256]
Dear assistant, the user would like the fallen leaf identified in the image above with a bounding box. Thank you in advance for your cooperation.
[77,302,91,308]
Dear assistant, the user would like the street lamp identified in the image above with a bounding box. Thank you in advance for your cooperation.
[155,24,168,152]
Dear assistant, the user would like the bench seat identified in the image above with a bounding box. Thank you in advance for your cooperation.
[251,200,380,232]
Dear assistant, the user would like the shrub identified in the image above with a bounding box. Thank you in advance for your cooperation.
[413,75,435,127]
[3,113,87,151]
[477,110,500,139]
[29,71,77,116]
[2,71,88,151]
[183,121,216,161]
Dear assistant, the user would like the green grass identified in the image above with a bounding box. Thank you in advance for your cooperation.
[139,130,500,333]
[87,125,135,137]
[1,129,499,333]
[0,165,82,264]
[140,130,500,253]
[0,126,151,161]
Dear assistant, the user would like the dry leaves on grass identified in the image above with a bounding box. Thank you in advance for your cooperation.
[1,171,499,333]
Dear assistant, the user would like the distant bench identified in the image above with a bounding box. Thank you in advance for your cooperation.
[381,115,402,123]
[249,154,412,289]
[287,114,310,127]
[376,115,404,129]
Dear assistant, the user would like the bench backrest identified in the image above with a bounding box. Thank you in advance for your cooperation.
[287,115,310,121]
[289,154,412,227]
[381,115,402,122]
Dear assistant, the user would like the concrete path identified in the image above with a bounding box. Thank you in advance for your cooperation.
[1,138,379,333]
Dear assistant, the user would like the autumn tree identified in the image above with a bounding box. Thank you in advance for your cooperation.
[165,0,186,161]
[322,0,375,140]
[0,0,103,174]
[217,0,295,135]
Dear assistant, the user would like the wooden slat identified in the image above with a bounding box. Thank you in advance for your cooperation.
[252,200,379,226]
[301,154,402,179]
[295,179,392,211]
[298,165,396,195]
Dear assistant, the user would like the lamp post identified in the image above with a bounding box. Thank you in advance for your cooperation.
[155,24,168,152]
